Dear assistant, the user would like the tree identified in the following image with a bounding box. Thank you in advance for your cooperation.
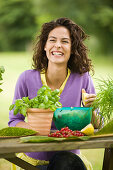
[92,5,113,54]
[0,0,37,51]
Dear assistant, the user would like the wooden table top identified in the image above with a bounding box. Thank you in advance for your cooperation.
[0,136,113,170]
[0,135,113,156]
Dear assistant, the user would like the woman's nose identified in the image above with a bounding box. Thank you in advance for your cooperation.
[54,41,61,48]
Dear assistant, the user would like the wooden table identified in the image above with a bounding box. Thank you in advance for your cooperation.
[0,136,113,170]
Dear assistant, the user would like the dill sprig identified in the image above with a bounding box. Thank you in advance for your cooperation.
[92,77,113,124]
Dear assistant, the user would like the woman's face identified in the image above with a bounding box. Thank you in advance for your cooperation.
[44,26,71,65]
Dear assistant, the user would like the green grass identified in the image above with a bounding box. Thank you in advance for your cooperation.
[0,52,113,169]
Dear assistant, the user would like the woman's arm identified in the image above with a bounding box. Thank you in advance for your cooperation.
[15,121,33,129]
[8,71,28,127]
[91,111,102,129]
[82,89,101,129]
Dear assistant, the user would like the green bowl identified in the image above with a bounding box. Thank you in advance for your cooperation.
[53,107,92,131]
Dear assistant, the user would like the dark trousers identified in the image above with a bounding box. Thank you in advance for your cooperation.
[36,165,48,170]
[36,151,87,170]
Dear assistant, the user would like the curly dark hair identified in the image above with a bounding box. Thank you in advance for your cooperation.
[32,17,94,74]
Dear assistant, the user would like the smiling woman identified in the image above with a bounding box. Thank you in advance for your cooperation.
[8,17,99,170]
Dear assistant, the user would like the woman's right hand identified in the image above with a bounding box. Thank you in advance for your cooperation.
[16,121,33,130]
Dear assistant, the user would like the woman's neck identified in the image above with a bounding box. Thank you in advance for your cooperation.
[46,64,68,90]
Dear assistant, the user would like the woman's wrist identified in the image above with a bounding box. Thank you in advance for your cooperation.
[91,111,102,129]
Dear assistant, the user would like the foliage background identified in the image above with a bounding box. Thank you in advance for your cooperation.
[0,0,113,54]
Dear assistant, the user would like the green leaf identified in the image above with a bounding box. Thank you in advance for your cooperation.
[20,136,65,143]
[32,104,39,108]
[38,103,46,109]
[52,89,59,96]
[49,105,57,111]
[20,107,27,117]
[20,135,90,143]
[55,96,60,101]
[44,95,48,104]
[49,101,54,105]
[65,136,90,141]
[0,88,3,93]
[22,97,29,104]
[0,66,5,73]
[14,107,19,115]
[37,86,47,95]
[55,102,62,107]
[95,119,113,136]
[15,99,23,106]
[50,96,56,102]
[44,104,50,109]
[0,127,37,137]
[9,104,15,111]
[0,76,3,81]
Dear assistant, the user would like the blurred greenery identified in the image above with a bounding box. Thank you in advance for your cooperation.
[0,0,37,51]
[0,0,113,54]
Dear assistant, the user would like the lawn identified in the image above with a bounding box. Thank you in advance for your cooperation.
[0,52,113,169]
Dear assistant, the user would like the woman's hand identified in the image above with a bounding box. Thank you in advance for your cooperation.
[16,121,33,130]
[82,89,96,107]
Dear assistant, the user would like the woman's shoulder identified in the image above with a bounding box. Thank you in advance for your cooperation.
[19,69,40,77]
[17,69,40,82]
[22,69,39,75]
[70,72,93,87]
[71,71,91,79]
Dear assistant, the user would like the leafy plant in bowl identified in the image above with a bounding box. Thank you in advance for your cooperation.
[9,85,62,135]
[92,77,113,125]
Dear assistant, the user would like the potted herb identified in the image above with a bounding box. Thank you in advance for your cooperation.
[0,66,5,93]
[9,85,62,135]
[92,77,113,125]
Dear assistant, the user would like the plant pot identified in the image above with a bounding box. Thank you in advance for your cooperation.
[27,108,54,136]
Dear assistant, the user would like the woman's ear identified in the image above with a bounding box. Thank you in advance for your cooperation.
[44,47,46,51]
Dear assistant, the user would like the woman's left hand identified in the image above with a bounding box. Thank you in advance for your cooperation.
[82,89,96,107]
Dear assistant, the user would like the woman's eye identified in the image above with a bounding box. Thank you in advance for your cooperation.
[62,41,69,43]
[49,39,55,42]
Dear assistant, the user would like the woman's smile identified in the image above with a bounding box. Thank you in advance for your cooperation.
[51,51,64,56]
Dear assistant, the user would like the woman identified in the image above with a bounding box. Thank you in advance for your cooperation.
[9,17,99,170]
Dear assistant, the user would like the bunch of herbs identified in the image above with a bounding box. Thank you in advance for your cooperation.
[92,77,113,124]
[9,85,62,117]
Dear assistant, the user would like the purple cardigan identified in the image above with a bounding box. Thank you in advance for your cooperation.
[8,70,95,160]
